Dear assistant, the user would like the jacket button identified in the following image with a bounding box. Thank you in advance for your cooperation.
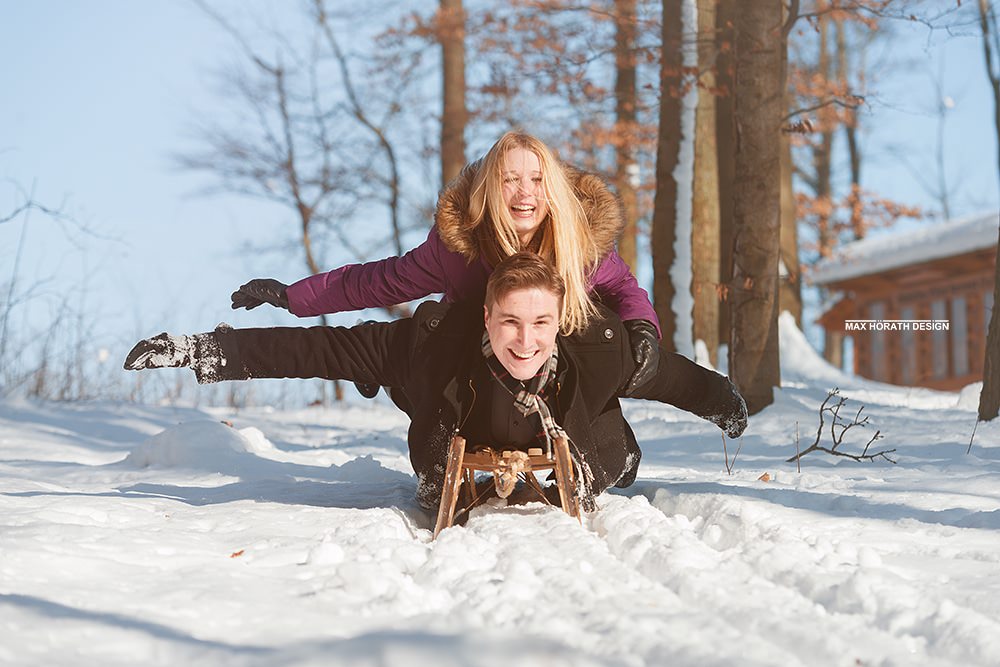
[428,317,440,330]
[604,328,614,340]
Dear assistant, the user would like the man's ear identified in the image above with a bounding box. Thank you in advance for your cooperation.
[483,303,490,326]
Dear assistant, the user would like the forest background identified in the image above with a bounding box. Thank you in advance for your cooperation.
[1,0,999,417]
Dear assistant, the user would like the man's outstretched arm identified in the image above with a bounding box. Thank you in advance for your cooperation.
[124,320,413,388]
[624,348,748,439]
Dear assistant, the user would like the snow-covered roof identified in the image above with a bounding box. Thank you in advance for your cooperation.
[810,211,999,285]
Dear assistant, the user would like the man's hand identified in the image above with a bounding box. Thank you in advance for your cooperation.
[123,333,194,370]
[708,379,748,439]
[623,319,659,396]
[231,279,290,311]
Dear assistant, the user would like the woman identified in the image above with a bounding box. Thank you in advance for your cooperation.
[231,131,660,394]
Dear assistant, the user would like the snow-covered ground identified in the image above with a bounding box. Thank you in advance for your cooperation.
[2,317,999,666]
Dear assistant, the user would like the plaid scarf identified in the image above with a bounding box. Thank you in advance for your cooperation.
[482,331,567,449]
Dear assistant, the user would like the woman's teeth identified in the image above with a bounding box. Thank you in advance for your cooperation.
[510,349,537,360]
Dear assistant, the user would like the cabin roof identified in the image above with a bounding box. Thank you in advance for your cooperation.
[811,211,999,286]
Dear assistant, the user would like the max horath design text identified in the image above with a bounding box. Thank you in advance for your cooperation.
[845,320,950,332]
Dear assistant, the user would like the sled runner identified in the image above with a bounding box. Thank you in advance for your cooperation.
[433,434,581,537]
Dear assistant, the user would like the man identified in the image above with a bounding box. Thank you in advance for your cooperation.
[125,253,747,511]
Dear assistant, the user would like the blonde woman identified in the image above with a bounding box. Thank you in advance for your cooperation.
[232,131,661,394]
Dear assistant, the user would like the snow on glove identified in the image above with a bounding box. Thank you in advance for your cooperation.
[124,333,194,370]
[231,278,289,311]
[706,378,748,439]
[623,319,660,396]
[124,329,228,384]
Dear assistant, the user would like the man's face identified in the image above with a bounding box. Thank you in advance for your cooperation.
[484,287,561,380]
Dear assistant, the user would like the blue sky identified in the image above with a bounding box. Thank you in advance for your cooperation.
[1,1,998,376]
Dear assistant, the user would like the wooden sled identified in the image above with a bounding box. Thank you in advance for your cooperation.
[433,434,581,538]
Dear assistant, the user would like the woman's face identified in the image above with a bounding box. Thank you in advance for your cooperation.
[501,147,549,245]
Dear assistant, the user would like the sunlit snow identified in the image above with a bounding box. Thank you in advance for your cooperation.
[1,315,998,666]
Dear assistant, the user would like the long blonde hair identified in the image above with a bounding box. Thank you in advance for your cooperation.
[468,132,601,335]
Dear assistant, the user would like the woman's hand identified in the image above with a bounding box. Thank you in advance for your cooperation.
[231,279,290,311]
[623,319,659,396]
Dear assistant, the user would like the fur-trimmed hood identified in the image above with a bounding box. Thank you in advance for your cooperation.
[434,158,625,262]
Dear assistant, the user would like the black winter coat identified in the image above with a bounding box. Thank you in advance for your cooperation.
[206,301,745,510]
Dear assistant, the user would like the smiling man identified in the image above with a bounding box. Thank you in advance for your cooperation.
[125,253,747,511]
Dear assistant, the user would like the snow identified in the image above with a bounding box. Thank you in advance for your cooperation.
[811,211,999,285]
[2,320,1000,666]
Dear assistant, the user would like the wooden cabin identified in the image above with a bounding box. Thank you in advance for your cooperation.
[813,213,998,391]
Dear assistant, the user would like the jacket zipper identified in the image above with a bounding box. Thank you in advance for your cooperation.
[453,378,477,435]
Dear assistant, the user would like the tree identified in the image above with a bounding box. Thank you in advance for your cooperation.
[786,1,920,366]
[439,0,468,186]
[468,1,661,237]
[715,0,736,353]
[976,0,1000,421]
[691,0,721,366]
[727,0,786,415]
[313,0,407,260]
[651,0,683,354]
[183,2,425,400]
[614,0,641,271]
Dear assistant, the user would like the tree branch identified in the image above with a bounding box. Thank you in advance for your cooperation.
[786,388,897,464]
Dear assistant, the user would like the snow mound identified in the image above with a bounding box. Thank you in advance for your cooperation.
[778,311,959,410]
[123,420,283,478]
[957,382,984,411]
[778,311,853,387]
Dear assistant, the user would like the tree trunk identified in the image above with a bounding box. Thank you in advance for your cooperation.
[692,0,721,366]
[977,0,1000,421]
[651,0,683,353]
[715,0,736,353]
[981,229,1000,422]
[779,128,802,327]
[839,17,865,240]
[815,14,833,259]
[728,0,783,415]
[614,0,639,271]
[814,13,843,367]
[440,0,467,187]
[778,0,801,329]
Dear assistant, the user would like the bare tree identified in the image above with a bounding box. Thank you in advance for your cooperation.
[313,0,407,258]
[182,3,425,399]
[715,0,736,354]
[439,0,467,186]
[651,0,683,354]
[727,0,786,415]
[0,184,120,401]
[780,123,803,327]
[976,0,1000,422]
[614,0,641,271]
[692,0,721,366]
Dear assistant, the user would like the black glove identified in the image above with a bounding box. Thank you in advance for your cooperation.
[124,333,194,370]
[623,319,659,396]
[706,379,748,439]
[231,279,290,311]
[124,329,228,384]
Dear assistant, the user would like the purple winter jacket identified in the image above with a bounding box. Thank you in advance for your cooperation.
[286,226,660,335]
